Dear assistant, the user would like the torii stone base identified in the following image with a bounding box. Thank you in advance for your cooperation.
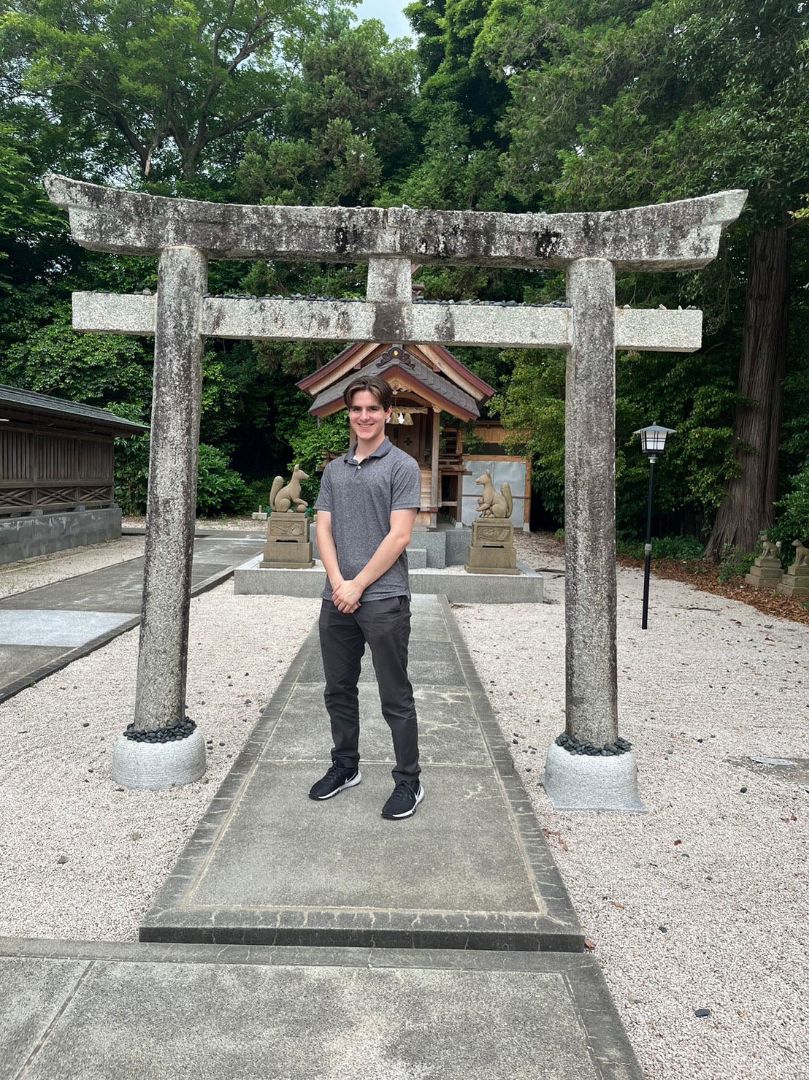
[542,742,645,812]
[111,730,206,790]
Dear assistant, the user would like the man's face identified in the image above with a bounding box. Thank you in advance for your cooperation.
[347,389,391,443]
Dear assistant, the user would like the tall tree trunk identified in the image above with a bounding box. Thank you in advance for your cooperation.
[705,225,791,560]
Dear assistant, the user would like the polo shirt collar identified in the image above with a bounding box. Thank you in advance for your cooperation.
[344,438,393,465]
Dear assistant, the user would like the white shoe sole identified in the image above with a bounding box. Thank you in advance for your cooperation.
[384,783,425,819]
[312,770,362,800]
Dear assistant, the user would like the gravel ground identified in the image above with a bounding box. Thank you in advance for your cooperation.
[0,583,320,941]
[0,536,145,599]
[122,515,263,532]
[455,532,809,1080]
[1,531,806,1078]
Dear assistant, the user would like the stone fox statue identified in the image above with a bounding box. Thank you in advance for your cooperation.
[793,539,809,568]
[270,467,309,513]
[475,472,513,519]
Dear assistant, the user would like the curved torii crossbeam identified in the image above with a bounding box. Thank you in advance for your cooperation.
[45,175,746,806]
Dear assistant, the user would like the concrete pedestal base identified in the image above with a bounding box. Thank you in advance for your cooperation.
[778,569,809,600]
[745,558,783,590]
[542,741,645,812]
[111,729,206,790]
[262,512,313,569]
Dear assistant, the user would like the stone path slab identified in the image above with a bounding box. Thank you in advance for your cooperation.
[142,596,582,951]
[0,609,134,647]
[0,938,642,1080]
[0,536,264,703]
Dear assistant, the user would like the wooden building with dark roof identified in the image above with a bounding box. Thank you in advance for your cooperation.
[0,385,147,564]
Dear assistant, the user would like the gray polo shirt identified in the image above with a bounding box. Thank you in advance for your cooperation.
[315,438,421,601]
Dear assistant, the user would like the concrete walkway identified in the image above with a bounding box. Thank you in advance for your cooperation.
[2,583,643,1078]
[1,937,639,1080]
[0,535,265,703]
[143,596,582,950]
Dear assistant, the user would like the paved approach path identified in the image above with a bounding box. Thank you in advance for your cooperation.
[2,587,643,1078]
[0,534,264,703]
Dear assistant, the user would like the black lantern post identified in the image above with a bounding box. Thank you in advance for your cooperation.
[634,423,676,629]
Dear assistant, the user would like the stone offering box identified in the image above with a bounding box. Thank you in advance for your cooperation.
[465,519,518,575]
[261,512,314,569]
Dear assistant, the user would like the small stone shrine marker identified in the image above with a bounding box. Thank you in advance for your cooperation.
[745,534,783,591]
[465,472,518,575]
[46,175,745,803]
[261,467,314,570]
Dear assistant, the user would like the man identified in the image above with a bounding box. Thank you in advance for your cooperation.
[308,374,424,819]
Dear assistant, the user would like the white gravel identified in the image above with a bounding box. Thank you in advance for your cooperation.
[1,532,807,1078]
[0,537,145,599]
[0,583,319,941]
[455,533,809,1080]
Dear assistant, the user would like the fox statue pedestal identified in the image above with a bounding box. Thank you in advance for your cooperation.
[465,520,518,575]
[778,541,809,600]
[261,512,314,569]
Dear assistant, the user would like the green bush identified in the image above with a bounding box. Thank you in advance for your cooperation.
[114,440,250,517]
[243,476,277,514]
[769,464,809,555]
[288,413,351,505]
[717,545,757,583]
[617,535,705,561]
[114,432,151,515]
[195,444,251,517]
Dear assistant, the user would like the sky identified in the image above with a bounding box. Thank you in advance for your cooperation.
[353,0,413,40]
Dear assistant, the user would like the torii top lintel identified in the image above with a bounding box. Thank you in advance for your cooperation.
[45,175,746,272]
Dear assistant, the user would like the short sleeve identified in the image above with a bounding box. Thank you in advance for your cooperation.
[314,465,334,512]
[391,456,422,511]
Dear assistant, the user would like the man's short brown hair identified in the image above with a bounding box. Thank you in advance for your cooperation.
[343,374,394,411]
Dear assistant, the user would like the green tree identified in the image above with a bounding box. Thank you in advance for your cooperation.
[237,11,417,206]
[478,0,809,552]
[1,0,340,184]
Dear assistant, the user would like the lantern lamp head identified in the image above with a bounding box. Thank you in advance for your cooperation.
[634,422,675,458]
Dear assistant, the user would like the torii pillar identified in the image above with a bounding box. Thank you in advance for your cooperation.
[45,176,745,803]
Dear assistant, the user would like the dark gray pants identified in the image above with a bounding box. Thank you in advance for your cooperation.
[319,596,420,784]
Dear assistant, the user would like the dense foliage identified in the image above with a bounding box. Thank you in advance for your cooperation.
[0,0,806,541]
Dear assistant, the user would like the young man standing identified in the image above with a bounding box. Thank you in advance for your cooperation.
[308,374,424,819]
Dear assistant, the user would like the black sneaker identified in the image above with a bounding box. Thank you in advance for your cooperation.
[381,780,424,820]
[309,764,361,801]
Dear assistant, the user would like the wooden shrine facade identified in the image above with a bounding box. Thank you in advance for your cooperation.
[298,341,498,527]
[0,385,147,517]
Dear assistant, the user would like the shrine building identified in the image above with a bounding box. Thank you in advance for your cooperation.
[297,340,532,529]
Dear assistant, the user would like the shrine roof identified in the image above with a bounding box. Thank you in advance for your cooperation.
[0,384,148,435]
[297,319,500,400]
[308,347,480,421]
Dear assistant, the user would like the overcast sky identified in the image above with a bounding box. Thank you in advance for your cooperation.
[354,0,413,40]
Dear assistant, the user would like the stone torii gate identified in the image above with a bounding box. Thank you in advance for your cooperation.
[45,175,745,806]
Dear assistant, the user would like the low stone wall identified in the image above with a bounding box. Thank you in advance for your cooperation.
[310,523,472,569]
[234,559,544,604]
[0,507,122,565]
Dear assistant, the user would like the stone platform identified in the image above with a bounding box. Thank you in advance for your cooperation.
[234,557,544,604]
[141,596,575,950]
[0,937,641,1079]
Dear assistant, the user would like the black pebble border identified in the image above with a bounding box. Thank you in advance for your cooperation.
[555,732,632,757]
[124,718,197,744]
